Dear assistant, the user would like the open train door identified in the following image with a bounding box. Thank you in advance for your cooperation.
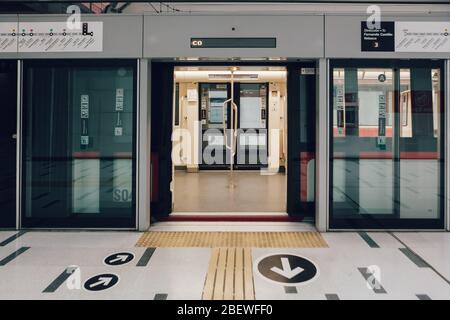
[286,62,317,219]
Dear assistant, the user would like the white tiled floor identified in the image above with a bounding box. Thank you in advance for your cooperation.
[1,229,450,300]
[12,231,143,249]
[395,232,450,281]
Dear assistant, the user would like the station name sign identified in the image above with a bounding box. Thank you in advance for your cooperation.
[362,21,450,53]
[191,38,276,49]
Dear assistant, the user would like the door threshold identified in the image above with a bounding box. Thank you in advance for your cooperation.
[148,221,316,232]
[171,211,287,216]
[162,212,303,222]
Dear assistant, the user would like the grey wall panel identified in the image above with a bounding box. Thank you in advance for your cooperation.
[325,15,450,59]
[16,14,142,59]
[143,14,324,58]
[138,59,151,231]
[316,58,328,232]
[0,15,19,59]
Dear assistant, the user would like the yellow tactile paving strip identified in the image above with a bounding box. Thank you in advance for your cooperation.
[135,231,328,248]
[203,248,255,300]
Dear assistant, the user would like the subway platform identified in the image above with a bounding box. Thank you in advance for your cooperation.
[0,222,449,300]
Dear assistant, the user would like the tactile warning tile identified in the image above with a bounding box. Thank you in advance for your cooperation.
[135,231,328,248]
[203,248,255,300]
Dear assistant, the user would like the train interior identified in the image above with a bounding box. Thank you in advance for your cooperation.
[171,66,288,216]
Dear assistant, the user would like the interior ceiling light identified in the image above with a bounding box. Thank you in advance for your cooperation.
[208,74,259,79]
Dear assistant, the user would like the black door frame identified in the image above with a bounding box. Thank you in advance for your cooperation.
[286,62,317,216]
[151,60,317,220]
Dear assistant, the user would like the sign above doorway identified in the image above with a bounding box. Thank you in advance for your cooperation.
[361,21,450,53]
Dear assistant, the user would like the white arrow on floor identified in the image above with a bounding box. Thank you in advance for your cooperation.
[90,277,113,288]
[109,255,129,263]
[270,258,304,279]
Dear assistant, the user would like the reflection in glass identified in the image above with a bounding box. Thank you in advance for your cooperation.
[330,62,443,228]
[399,68,441,219]
[22,61,136,228]
[332,68,394,216]
[298,71,316,208]
[0,61,17,228]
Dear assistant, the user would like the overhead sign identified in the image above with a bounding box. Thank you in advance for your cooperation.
[84,273,119,291]
[361,21,395,52]
[0,21,103,53]
[395,22,450,53]
[255,254,319,286]
[362,21,450,53]
[104,252,134,266]
[18,21,103,52]
[190,37,276,48]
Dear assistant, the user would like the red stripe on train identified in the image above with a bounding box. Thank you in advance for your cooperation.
[72,152,133,159]
[333,127,393,137]
[334,151,438,159]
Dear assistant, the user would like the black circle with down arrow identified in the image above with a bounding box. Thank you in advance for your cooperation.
[84,273,119,292]
[256,254,319,285]
[104,252,134,266]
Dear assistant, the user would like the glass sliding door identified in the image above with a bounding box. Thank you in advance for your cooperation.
[0,61,17,228]
[329,60,444,229]
[287,63,316,217]
[22,60,137,228]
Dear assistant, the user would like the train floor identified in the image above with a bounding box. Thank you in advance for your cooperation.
[1,223,450,300]
[173,170,287,212]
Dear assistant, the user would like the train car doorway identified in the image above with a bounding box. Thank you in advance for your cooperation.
[172,66,287,214]
[151,61,316,221]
